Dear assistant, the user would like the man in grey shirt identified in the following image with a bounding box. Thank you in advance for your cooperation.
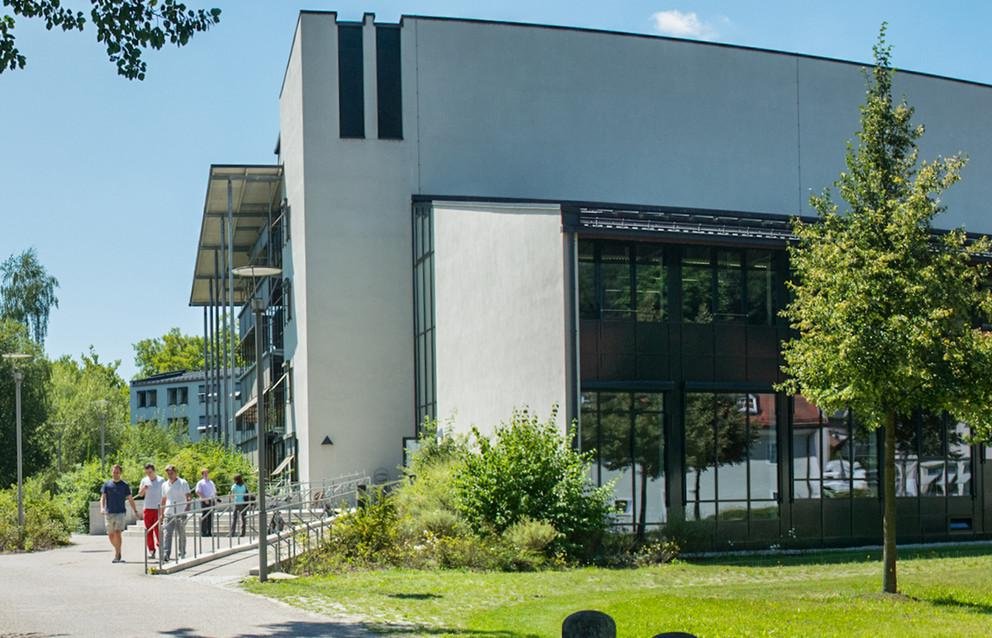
[160,464,191,561]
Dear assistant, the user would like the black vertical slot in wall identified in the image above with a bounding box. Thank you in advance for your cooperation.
[338,24,365,138]
[376,26,403,139]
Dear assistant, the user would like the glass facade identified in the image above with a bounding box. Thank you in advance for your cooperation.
[412,203,436,429]
[579,240,666,321]
[581,391,666,531]
[684,392,778,522]
[573,235,983,546]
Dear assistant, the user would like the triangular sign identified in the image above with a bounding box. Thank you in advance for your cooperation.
[321,436,334,445]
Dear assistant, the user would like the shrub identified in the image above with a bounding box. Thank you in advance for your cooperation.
[454,407,613,559]
[0,477,72,552]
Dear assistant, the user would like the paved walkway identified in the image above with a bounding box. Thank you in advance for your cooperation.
[0,533,376,637]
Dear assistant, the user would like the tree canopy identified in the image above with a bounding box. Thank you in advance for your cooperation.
[42,349,129,470]
[0,319,49,487]
[1,0,221,80]
[133,327,204,378]
[0,248,59,345]
[778,25,992,593]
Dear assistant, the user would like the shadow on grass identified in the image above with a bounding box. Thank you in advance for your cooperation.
[688,544,992,568]
[387,592,443,600]
[923,595,992,615]
[160,620,539,637]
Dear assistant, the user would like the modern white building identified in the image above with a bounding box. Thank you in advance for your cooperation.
[190,12,992,548]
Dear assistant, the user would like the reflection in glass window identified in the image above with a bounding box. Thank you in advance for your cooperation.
[577,240,667,322]
[715,251,744,323]
[681,247,713,323]
[947,421,972,496]
[579,390,665,533]
[578,242,597,319]
[600,244,632,319]
[636,245,666,322]
[792,397,878,499]
[746,250,775,325]
[684,392,777,522]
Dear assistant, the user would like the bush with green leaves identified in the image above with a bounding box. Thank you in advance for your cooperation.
[0,477,72,552]
[56,424,254,531]
[454,407,614,558]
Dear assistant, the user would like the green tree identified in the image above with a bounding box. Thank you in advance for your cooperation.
[132,325,238,378]
[1,0,221,80]
[778,25,992,594]
[42,349,129,470]
[0,319,49,487]
[0,248,59,344]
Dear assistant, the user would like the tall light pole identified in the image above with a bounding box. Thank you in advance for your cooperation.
[4,352,32,533]
[232,264,282,583]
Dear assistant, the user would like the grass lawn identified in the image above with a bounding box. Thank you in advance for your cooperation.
[244,545,992,637]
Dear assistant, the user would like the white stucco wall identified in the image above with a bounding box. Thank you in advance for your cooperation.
[286,13,419,484]
[279,16,310,483]
[433,201,568,436]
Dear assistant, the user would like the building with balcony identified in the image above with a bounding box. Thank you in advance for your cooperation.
[130,369,242,442]
[189,11,992,548]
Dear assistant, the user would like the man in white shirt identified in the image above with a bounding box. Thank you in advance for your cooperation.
[137,463,166,559]
[159,464,191,561]
[195,468,218,537]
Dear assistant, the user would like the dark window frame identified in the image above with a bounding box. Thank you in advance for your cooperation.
[338,24,366,139]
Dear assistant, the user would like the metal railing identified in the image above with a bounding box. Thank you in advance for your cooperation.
[143,473,370,574]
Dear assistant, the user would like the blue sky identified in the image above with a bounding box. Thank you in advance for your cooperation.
[1,1,990,379]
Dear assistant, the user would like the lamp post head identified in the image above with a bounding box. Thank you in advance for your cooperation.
[231,265,282,279]
[3,353,31,381]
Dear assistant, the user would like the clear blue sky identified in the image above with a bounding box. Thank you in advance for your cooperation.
[2,1,990,379]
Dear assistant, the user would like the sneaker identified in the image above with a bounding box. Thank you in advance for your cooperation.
[112,557,121,564]
[148,550,156,559]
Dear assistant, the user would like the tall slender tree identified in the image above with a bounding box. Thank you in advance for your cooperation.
[0,248,59,344]
[779,25,992,594]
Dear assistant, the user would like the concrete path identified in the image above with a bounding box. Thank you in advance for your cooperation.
[0,533,377,637]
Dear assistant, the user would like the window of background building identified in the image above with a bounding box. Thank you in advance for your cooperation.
[413,204,436,428]
[581,391,665,530]
[684,392,778,522]
[167,388,177,406]
[146,390,157,408]
[895,411,972,498]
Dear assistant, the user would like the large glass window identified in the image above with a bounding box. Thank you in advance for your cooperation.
[412,204,436,428]
[580,391,666,532]
[577,240,667,322]
[685,392,778,522]
[791,397,878,499]
[682,247,778,325]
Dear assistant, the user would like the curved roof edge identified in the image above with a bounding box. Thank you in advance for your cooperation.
[292,10,990,91]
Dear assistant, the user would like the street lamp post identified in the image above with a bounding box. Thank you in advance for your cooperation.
[232,264,282,583]
[4,352,32,534]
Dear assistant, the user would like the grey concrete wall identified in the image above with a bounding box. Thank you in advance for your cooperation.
[433,201,568,435]
[409,18,992,231]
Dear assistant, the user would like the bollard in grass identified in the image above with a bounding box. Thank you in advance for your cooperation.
[562,610,616,638]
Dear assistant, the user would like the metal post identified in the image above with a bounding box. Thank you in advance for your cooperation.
[202,306,210,440]
[100,409,106,466]
[227,177,237,449]
[14,370,24,531]
[219,228,229,448]
[254,299,268,582]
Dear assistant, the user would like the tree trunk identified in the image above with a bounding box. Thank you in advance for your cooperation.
[638,470,648,540]
[883,411,898,594]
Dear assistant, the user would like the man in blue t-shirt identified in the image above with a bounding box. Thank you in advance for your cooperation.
[100,463,139,563]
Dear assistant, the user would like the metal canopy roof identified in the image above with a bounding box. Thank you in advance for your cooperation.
[189,165,284,306]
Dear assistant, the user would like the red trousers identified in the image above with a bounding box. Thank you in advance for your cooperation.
[143,508,160,552]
